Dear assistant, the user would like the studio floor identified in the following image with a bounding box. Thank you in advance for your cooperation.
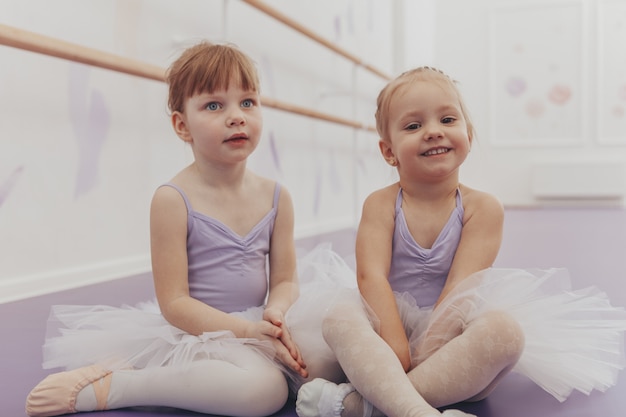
[2,270,625,417]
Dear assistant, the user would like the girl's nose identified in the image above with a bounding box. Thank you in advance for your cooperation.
[227,108,245,126]
[423,122,443,141]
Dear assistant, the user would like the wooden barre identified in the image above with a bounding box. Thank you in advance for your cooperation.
[241,0,392,81]
[261,96,373,130]
[0,23,376,132]
[0,23,166,82]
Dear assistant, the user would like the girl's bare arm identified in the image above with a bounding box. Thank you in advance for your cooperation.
[356,188,412,372]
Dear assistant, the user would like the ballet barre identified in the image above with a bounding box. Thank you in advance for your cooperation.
[240,0,392,81]
[0,23,376,132]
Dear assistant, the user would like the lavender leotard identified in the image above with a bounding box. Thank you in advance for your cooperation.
[387,188,464,307]
[162,183,280,313]
[40,183,283,373]
[384,188,626,402]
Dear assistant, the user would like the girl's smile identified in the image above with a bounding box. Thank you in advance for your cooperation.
[422,147,451,157]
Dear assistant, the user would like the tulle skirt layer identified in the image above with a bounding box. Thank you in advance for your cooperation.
[285,244,362,390]
[40,244,358,393]
[42,301,277,372]
[396,268,626,402]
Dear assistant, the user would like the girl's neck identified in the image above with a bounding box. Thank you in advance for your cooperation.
[190,161,249,190]
[398,175,459,202]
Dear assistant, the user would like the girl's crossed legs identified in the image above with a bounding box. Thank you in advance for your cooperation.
[298,299,524,417]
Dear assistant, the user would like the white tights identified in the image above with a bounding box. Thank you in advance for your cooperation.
[76,349,289,417]
[323,304,525,417]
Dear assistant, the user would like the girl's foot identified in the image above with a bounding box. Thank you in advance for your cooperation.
[25,365,112,417]
[296,379,476,417]
[296,378,356,417]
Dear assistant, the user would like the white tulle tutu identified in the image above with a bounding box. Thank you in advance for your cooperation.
[40,244,358,392]
[42,301,278,372]
[396,267,626,402]
[288,246,626,402]
[40,244,626,403]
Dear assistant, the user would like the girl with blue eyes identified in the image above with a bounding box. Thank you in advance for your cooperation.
[296,67,626,417]
[26,41,316,417]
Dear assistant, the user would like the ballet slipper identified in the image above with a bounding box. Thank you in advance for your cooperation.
[25,365,112,417]
[296,378,356,417]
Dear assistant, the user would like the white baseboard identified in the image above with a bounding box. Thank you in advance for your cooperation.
[0,255,151,304]
[1,222,357,304]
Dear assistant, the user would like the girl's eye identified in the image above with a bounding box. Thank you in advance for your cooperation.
[406,122,421,130]
[206,102,221,111]
[241,99,254,108]
[442,117,455,124]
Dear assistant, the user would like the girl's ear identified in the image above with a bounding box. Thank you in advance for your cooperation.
[379,139,398,166]
[171,111,192,143]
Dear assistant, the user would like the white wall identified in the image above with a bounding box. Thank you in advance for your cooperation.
[0,0,403,302]
[8,0,619,303]
[418,0,626,207]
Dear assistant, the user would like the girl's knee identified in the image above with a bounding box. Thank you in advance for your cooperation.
[474,310,525,361]
[321,304,370,341]
[243,369,289,416]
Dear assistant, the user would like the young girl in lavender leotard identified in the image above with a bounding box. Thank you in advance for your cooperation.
[25,40,343,417]
[296,67,626,417]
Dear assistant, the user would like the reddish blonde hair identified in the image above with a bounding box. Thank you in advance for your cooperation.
[375,67,474,141]
[166,41,260,113]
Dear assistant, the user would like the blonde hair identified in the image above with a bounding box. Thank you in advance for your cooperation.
[166,41,260,113]
[374,67,474,141]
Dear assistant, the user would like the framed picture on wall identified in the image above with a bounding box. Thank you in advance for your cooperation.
[597,0,626,145]
[489,0,586,147]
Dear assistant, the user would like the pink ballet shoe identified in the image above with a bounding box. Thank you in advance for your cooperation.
[25,365,112,417]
